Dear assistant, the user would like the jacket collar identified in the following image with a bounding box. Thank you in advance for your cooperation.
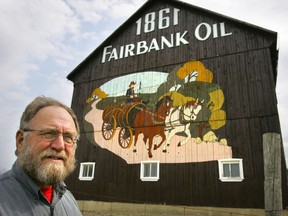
[12,161,67,203]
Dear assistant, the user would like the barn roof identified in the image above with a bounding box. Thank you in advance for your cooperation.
[67,0,278,82]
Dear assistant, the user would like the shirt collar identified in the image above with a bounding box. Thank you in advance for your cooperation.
[12,161,67,202]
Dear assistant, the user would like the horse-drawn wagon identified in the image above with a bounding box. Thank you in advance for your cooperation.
[101,100,145,149]
[101,96,174,158]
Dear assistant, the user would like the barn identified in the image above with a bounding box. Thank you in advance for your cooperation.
[66,0,288,214]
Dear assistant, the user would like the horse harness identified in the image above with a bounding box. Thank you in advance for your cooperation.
[166,105,198,132]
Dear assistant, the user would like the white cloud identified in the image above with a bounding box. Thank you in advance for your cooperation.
[66,0,145,23]
[0,0,83,169]
[0,0,81,92]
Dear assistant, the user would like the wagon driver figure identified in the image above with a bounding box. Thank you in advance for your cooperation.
[126,81,138,102]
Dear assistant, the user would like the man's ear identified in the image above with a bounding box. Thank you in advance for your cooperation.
[15,130,24,155]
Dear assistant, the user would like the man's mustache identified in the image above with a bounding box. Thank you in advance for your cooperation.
[40,150,68,163]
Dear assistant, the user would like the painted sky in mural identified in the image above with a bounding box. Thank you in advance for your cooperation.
[99,72,168,97]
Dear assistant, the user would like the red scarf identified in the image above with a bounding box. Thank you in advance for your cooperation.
[41,186,53,203]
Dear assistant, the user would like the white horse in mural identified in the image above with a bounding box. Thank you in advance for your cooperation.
[162,99,203,152]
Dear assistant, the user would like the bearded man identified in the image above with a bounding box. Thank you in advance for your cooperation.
[0,96,82,216]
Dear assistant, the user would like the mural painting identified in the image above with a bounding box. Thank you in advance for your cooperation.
[84,60,232,164]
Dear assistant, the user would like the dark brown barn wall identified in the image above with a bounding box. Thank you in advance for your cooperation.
[66,0,288,209]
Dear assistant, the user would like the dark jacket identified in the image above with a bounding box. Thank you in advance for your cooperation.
[0,161,82,216]
[126,88,135,102]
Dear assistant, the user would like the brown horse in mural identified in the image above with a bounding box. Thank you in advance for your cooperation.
[133,96,173,158]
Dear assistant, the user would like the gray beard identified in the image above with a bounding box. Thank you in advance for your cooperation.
[18,142,76,187]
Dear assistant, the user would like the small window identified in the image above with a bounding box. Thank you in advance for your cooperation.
[218,159,244,182]
[140,160,160,181]
[79,162,95,181]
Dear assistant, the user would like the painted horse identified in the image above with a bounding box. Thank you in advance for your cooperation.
[133,96,173,158]
[162,99,203,152]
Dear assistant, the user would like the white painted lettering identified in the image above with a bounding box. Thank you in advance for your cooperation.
[195,23,211,41]
[119,46,124,59]
[108,48,118,61]
[144,12,156,33]
[101,22,233,63]
[161,34,174,49]
[124,44,135,57]
[136,7,181,35]
[220,22,232,37]
[137,41,148,54]
[212,23,218,38]
[148,38,160,52]
[101,45,112,63]
[173,8,180,26]
[176,31,189,46]
[159,8,170,29]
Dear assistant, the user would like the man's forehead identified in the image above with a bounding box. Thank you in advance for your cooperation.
[30,106,75,128]
[36,106,69,115]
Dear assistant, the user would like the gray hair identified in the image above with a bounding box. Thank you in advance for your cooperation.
[19,96,80,135]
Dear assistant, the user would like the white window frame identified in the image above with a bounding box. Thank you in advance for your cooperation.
[79,162,95,181]
[140,160,160,182]
[218,158,244,182]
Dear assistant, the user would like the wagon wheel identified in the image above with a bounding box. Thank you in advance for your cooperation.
[118,127,133,149]
[101,116,116,140]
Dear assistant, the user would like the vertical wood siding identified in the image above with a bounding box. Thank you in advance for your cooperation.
[66,0,287,209]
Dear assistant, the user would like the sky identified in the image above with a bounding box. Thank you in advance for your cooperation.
[0,0,287,172]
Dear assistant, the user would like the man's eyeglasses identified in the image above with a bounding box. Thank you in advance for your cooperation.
[22,128,79,147]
